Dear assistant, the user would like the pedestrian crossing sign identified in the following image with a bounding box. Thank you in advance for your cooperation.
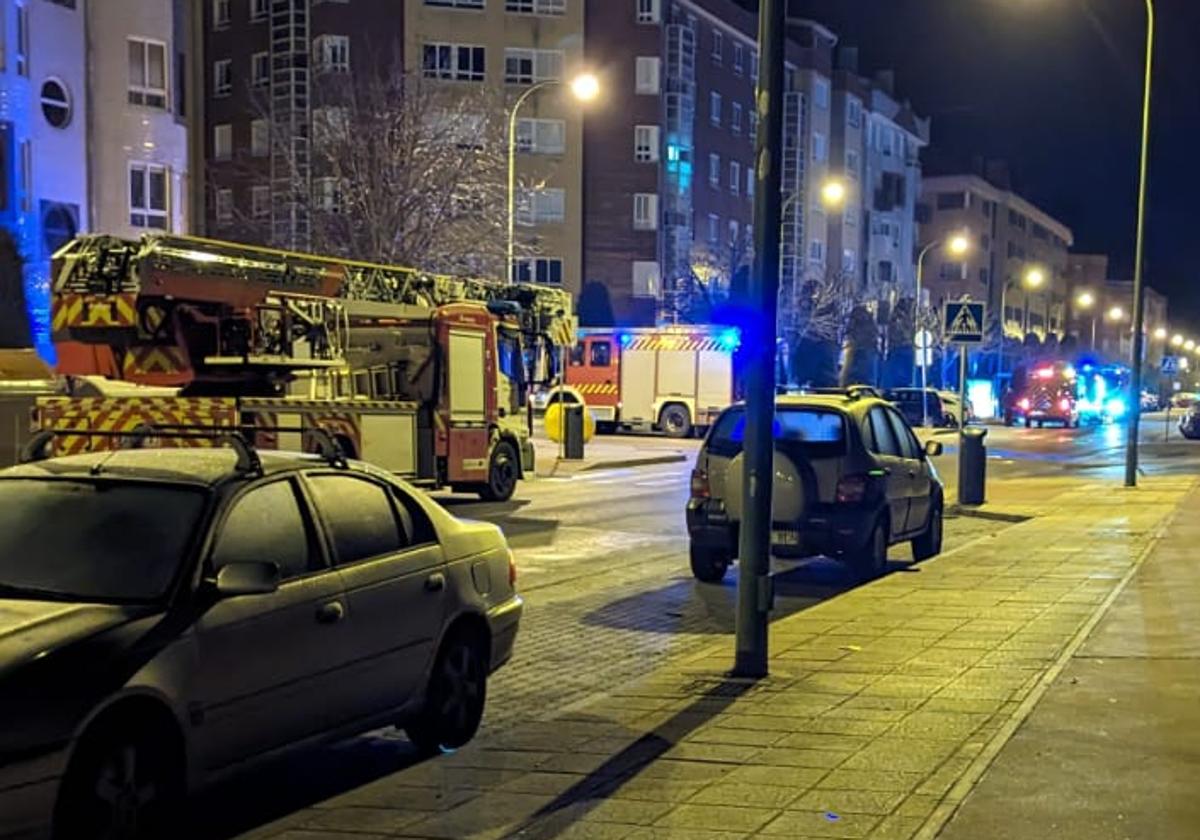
[944,301,985,344]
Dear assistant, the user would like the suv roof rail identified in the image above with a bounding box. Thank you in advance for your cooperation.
[796,385,881,400]
[19,424,351,473]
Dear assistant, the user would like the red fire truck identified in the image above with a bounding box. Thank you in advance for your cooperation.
[37,234,575,500]
[559,325,740,438]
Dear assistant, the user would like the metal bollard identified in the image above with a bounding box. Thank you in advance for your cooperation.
[957,426,987,505]
[564,404,585,460]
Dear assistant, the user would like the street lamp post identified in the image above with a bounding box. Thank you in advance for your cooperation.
[506,74,598,285]
[1125,0,1155,488]
[913,234,970,426]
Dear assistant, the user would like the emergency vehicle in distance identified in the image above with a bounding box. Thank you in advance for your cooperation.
[37,234,575,501]
[558,325,740,438]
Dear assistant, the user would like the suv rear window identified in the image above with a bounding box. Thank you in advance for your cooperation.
[707,406,846,457]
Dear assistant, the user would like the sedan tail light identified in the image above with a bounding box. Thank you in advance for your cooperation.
[836,474,869,504]
[1018,398,1031,410]
[690,467,710,499]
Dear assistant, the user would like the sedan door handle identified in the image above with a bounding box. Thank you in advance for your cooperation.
[315,600,345,625]
[425,573,446,592]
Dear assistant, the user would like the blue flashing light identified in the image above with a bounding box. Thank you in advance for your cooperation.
[717,328,741,352]
[619,333,634,347]
[1106,398,1127,419]
[667,144,680,162]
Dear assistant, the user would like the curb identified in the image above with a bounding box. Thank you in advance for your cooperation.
[579,453,688,472]
[945,503,1031,523]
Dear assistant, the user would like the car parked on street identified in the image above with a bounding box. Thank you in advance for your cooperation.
[687,391,945,582]
[1179,404,1200,439]
[0,435,521,840]
[886,387,956,428]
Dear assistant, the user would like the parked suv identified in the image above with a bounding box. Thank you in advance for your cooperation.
[687,392,945,582]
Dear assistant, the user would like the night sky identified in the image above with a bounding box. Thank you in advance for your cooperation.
[747,0,1200,326]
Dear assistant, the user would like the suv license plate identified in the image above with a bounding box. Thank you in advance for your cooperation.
[772,530,800,546]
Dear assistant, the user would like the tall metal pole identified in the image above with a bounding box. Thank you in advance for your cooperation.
[507,81,556,285]
[1125,0,1155,488]
[733,0,785,679]
[914,242,935,426]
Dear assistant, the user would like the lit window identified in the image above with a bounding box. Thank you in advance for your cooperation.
[709,91,721,127]
[213,124,232,160]
[314,177,340,212]
[731,102,742,136]
[814,76,830,109]
[129,163,169,229]
[128,38,168,108]
[707,213,720,245]
[636,0,661,24]
[708,153,720,188]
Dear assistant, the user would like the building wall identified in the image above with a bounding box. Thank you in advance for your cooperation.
[919,174,1073,341]
[88,0,190,237]
[0,0,89,359]
[405,0,585,296]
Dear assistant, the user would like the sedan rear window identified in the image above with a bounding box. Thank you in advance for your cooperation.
[0,479,205,602]
[708,407,846,456]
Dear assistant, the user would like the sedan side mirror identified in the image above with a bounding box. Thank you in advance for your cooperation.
[924,440,944,458]
[215,562,280,597]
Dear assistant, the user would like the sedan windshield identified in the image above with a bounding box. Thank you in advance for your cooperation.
[0,479,206,603]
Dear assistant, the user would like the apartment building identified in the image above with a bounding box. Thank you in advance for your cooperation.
[0,0,89,359]
[405,0,586,293]
[918,173,1073,341]
[89,0,192,238]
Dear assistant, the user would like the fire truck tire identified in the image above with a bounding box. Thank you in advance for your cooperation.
[596,422,616,435]
[479,441,519,502]
[660,403,693,439]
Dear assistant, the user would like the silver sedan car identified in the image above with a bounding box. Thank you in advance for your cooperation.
[0,444,521,840]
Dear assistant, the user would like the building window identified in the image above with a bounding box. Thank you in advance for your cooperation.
[251,118,269,157]
[428,0,485,7]
[422,43,486,82]
[749,111,758,142]
[711,29,723,64]
[213,59,232,97]
[250,0,269,21]
[215,189,234,224]
[250,186,270,219]
[636,0,661,23]
[708,153,720,188]
[15,3,28,76]
[505,0,565,13]
[632,261,660,298]
[513,257,564,285]
[128,38,168,108]
[314,177,340,212]
[878,261,894,284]
[746,166,755,197]
[847,97,862,129]
[635,56,661,94]
[39,79,71,128]
[846,149,860,177]
[750,51,758,82]
[19,140,31,212]
[937,191,967,210]
[213,0,230,28]
[128,164,169,229]
[517,187,565,224]
[812,132,826,162]
[731,102,742,135]
[709,91,721,126]
[842,249,856,274]
[517,118,565,154]
[729,161,740,196]
[707,213,720,245]
[251,51,270,87]
[729,219,740,244]
[213,124,232,161]
[733,43,744,76]
[314,35,350,74]
[809,240,825,262]
[634,124,659,162]
[633,193,658,230]
[505,48,563,85]
[814,77,830,109]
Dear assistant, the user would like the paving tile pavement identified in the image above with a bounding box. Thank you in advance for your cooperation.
[237,476,1193,840]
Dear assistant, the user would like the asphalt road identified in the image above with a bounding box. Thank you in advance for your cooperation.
[204,417,1200,839]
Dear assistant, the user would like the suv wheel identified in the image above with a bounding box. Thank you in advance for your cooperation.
[852,519,888,580]
[690,543,731,583]
[912,500,943,561]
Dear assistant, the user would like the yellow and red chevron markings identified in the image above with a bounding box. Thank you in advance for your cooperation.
[52,293,138,332]
[35,397,237,455]
[625,336,726,352]
[121,346,188,379]
[574,383,618,397]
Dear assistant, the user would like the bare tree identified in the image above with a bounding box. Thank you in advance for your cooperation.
[667,229,754,324]
[231,61,535,277]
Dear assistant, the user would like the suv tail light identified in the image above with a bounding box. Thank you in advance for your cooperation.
[690,467,710,499]
[836,474,868,504]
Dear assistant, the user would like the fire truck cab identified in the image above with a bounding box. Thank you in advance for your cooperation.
[560,326,740,438]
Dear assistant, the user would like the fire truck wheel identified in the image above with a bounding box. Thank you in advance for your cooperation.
[660,404,693,439]
[596,422,616,435]
[479,441,519,502]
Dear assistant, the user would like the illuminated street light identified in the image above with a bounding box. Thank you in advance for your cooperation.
[1076,291,1096,308]
[1154,326,1168,340]
[1025,267,1046,288]
[948,233,970,256]
[1172,334,1185,347]
[569,73,601,102]
[820,179,847,208]
[1186,339,1196,352]
[1108,306,1125,321]
[913,232,971,425]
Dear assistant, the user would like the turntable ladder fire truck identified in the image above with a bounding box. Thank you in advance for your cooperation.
[38,233,575,501]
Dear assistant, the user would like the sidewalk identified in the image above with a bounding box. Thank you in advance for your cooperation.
[532,434,696,478]
[936,481,1200,839]
[240,474,1194,840]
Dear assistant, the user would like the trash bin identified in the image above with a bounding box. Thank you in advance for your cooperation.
[957,426,987,505]
[564,404,585,460]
